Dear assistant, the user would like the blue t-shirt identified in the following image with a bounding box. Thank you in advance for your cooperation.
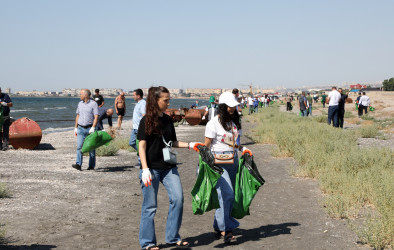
[133,99,146,130]
[0,93,12,116]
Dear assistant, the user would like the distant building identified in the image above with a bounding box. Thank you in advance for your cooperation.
[5,88,11,94]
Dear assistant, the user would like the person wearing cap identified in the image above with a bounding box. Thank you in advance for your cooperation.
[93,89,105,107]
[202,95,218,122]
[0,87,13,151]
[203,91,252,244]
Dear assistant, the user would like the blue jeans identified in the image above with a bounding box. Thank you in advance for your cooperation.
[300,109,308,117]
[76,126,95,168]
[307,105,312,116]
[327,105,339,127]
[213,154,240,232]
[139,167,184,249]
[129,129,140,164]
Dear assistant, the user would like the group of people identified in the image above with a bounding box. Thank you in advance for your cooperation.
[297,92,314,116]
[72,86,250,249]
[239,95,271,115]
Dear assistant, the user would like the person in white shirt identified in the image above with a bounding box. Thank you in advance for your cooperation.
[204,91,251,244]
[358,92,370,117]
[248,96,254,114]
[326,86,341,127]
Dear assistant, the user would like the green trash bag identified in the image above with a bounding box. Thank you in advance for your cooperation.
[81,130,113,153]
[355,103,358,110]
[369,106,375,111]
[191,145,224,215]
[232,153,265,219]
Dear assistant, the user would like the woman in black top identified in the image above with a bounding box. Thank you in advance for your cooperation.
[137,86,200,250]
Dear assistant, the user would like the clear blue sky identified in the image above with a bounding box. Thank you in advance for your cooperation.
[1,0,393,92]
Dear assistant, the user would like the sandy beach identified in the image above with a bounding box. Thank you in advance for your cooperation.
[0,117,371,250]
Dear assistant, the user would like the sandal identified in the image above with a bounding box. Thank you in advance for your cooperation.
[168,240,190,249]
[223,232,235,244]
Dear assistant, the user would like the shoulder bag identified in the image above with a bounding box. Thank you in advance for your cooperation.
[162,136,178,164]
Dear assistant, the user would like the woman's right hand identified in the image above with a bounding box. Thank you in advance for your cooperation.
[141,168,152,187]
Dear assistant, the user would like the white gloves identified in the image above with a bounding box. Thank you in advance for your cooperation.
[88,127,95,134]
[74,128,78,136]
[1,102,7,106]
[202,116,206,120]
[141,168,152,187]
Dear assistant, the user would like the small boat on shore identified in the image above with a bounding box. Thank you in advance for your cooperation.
[9,117,42,150]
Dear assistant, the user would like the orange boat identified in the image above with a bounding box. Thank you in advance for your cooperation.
[165,108,182,122]
[185,109,205,126]
[9,117,42,150]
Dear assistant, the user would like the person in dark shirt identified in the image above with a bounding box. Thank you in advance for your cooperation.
[137,86,201,250]
[338,88,348,128]
[0,87,13,150]
[93,89,104,107]
[96,107,113,131]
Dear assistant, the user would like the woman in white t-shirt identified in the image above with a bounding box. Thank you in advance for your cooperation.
[204,92,252,244]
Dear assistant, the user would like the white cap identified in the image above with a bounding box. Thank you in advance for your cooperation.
[219,92,239,107]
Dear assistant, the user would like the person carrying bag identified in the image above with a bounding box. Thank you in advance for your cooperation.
[203,91,252,244]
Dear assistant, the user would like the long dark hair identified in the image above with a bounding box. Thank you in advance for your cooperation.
[217,103,241,131]
[145,86,169,135]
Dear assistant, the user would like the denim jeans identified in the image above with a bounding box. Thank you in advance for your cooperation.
[307,105,312,116]
[300,109,308,117]
[139,167,184,249]
[213,154,240,232]
[76,126,96,168]
[129,129,140,164]
[327,105,339,127]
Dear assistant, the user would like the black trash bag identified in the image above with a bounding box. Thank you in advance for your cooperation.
[191,145,224,215]
[232,152,265,219]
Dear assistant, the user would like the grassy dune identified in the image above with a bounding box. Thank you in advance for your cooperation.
[245,106,393,249]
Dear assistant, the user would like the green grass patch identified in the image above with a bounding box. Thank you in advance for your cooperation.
[94,136,136,156]
[0,183,11,242]
[358,125,381,138]
[344,111,356,119]
[0,183,11,198]
[361,115,375,121]
[249,108,394,249]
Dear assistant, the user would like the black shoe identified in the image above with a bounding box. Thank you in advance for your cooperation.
[87,167,95,170]
[72,164,81,171]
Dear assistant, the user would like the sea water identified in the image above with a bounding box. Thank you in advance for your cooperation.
[10,97,210,133]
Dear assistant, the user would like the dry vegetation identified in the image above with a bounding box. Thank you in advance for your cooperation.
[246,101,393,249]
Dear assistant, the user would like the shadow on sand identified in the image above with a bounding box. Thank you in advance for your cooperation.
[0,244,56,249]
[34,143,56,151]
[96,165,136,172]
[183,222,300,248]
